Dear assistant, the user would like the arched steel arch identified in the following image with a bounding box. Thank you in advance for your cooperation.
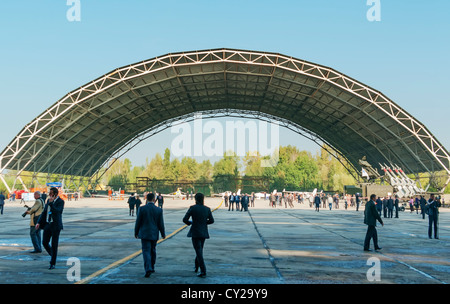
[1,48,449,189]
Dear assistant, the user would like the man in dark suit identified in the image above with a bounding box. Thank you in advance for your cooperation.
[135,192,166,277]
[0,192,5,215]
[375,196,383,216]
[228,193,235,211]
[355,193,361,211]
[241,194,249,211]
[235,193,240,211]
[427,194,440,239]
[35,187,65,269]
[182,193,214,278]
[382,196,388,218]
[364,194,384,251]
[419,195,427,219]
[394,195,400,218]
[128,193,136,216]
[156,193,164,209]
[314,194,321,212]
[387,196,394,218]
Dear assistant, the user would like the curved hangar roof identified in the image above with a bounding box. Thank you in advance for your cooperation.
[1,48,449,178]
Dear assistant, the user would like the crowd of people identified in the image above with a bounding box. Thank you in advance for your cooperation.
[221,189,443,243]
[223,192,254,211]
[364,193,442,252]
[127,192,165,216]
[221,190,364,212]
[9,186,442,275]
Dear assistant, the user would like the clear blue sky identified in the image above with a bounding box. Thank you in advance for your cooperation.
[0,0,449,168]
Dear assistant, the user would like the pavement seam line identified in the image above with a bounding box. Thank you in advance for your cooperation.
[75,200,222,284]
[278,208,447,284]
[247,209,285,282]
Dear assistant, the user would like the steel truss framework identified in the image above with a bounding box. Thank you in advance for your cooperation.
[1,48,449,191]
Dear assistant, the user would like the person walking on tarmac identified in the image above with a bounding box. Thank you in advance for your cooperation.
[35,187,65,269]
[25,191,44,253]
[128,193,136,216]
[135,192,166,277]
[183,193,215,278]
[364,194,384,252]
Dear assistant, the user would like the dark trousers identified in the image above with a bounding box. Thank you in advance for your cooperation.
[428,214,438,239]
[364,225,380,250]
[42,225,61,266]
[241,203,248,212]
[192,237,206,274]
[141,239,157,272]
[388,208,393,218]
[228,202,234,211]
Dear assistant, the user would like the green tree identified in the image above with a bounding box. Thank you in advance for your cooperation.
[213,151,240,177]
[242,151,264,176]
[142,154,164,179]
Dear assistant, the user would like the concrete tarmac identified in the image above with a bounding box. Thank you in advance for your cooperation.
[0,197,448,284]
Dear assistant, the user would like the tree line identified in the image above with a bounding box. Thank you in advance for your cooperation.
[1,143,447,195]
[2,145,446,195]
[103,145,359,194]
